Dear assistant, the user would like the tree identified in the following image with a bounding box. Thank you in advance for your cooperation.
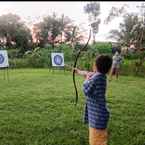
[64,26,84,48]
[33,13,75,48]
[14,25,32,53]
[32,13,60,48]
[108,14,140,45]
[33,13,84,48]
[84,2,101,43]
[0,13,32,53]
[105,3,145,75]
[104,5,127,24]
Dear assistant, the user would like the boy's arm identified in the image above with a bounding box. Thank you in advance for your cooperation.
[83,78,95,97]
[75,68,88,76]
[73,68,95,79]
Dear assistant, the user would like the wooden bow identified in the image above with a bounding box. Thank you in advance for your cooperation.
[73,29,91,105]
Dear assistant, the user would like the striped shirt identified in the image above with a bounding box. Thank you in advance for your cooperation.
[83,72,109,129]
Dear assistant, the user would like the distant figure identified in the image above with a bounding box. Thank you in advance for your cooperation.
[110,51,123,80]
[112,46,118,55]
[112,45,121,55]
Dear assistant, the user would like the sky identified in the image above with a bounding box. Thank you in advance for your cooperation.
[0,1,143,42]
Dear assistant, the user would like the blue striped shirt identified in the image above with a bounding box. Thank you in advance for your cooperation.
[83,72,109,129]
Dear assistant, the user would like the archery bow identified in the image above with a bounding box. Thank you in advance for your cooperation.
[73,29,91,105]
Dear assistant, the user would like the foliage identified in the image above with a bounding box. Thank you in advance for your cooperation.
[84,2,101,43]
[124,52,141,60]
[78,42,112,71]
[108,14,140,45]
[10,44,73,68]
[104,5,127,24]
[0,13,32,53]
[7,49,20,59]
[33,13,83,48]
[9,58,29,68]
[120,58,145,77]
[91,42,112,54]
[23,47,50,68]
[106,3,145,76]
[57,44,73,62]
[106,3,145,47]
[7,42,111,70]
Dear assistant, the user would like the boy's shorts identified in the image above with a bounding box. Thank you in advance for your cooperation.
[89,127,108,145]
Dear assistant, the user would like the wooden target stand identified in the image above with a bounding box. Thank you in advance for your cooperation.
[0,67,9,81]
[49,51,66,73]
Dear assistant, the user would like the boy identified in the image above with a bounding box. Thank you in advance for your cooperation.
[74,54,112,145]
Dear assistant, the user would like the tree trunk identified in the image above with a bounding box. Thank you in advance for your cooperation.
[6,35,12,48]
[93,33,96,44]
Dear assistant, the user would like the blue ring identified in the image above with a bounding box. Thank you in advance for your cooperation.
[0,54,4,64]
[54,55,63,65]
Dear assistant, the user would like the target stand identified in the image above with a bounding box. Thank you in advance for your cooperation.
[51,52,65,73]
[0,67,9,81]
[0,50,10,81]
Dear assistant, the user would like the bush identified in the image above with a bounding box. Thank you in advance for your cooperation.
[55,44,73,62]
[91,42,112,54]
[9,58,29,68]
[8,49,20,59]
[24,47,51,68]
[120,59,145,77]
[124,53,140,60]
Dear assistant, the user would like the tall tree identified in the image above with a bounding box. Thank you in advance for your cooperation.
[33,13,75,48]
[64,26,84,47]
[0,13,32,52]
[108,14,140,45]
[33,13,60,48]
[84,2,101,43]
[105,3,145,49]
[105,3,145,74]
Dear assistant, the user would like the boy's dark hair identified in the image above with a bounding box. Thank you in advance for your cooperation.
[95,54,112,74]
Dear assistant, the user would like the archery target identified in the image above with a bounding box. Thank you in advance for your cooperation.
[51,53,64,67]
[0,50,9,68]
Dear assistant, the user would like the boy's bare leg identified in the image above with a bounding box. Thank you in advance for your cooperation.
[89,127,108,145]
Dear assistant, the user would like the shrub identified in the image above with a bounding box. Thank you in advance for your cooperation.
[120,59,145,77]
[124,53,140,60]
[56,44,73,62]
[24,47,51,68]
[91,42,112,54]
[9,58,29,68]
[7,49,20,59]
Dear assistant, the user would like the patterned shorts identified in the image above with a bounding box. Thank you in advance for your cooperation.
[89,127,108,145]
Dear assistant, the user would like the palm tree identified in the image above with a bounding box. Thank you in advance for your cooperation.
[108,14,140,45]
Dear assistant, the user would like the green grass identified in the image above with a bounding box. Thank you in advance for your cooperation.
[0,69,145,145]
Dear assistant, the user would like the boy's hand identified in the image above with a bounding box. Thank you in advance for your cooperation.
[73,68,79,74]
[85,72,95,80]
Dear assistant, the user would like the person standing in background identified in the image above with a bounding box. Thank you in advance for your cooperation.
[110,51,123,80]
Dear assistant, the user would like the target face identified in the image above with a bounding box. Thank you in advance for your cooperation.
[51,53,64,67]
[0,54,5,64]
[54,55,63,65]
[0,50,9,68]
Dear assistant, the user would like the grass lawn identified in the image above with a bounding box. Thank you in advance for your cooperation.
[0,69,145,145]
